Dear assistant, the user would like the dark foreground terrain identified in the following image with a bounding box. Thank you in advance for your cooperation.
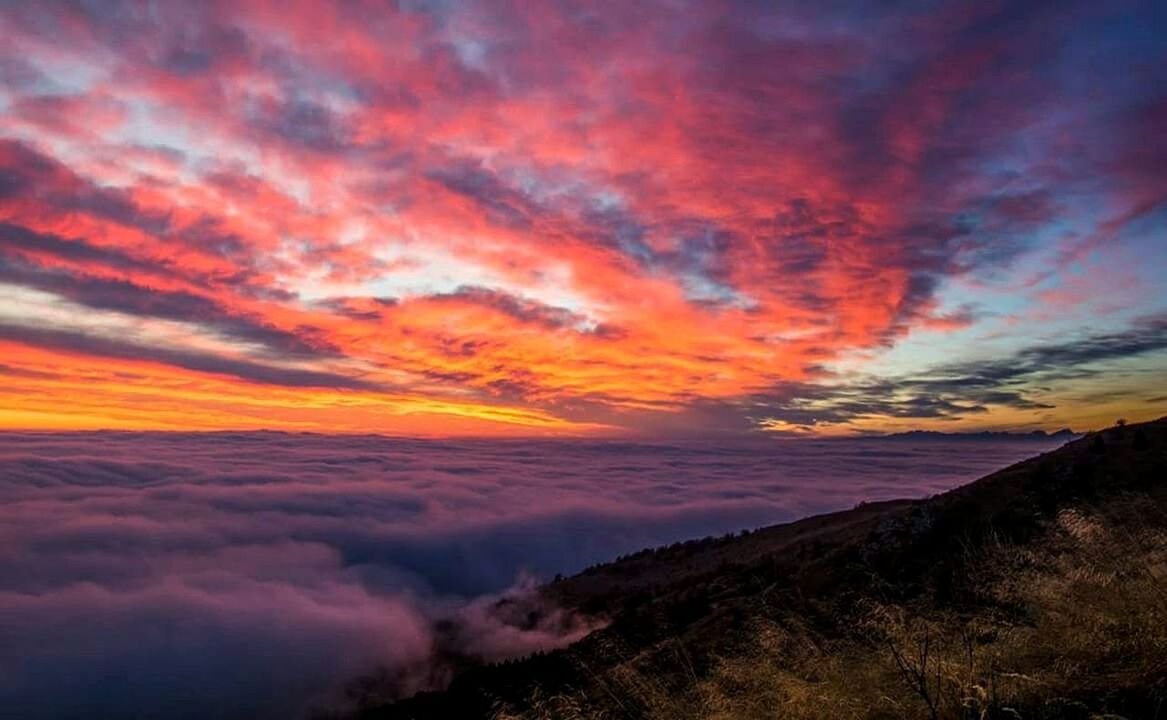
[350,418,1167,719]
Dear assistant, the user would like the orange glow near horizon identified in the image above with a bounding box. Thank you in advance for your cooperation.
[0,1,1164,436]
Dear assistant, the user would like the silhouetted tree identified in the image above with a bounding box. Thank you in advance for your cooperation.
[1091,434,1107,453]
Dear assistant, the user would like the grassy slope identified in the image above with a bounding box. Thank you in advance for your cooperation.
[362,418,1167,720]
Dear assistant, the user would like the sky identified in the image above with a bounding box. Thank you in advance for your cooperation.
[0,0,1164,436]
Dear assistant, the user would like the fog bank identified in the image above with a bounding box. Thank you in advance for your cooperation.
[0,432,1066,718]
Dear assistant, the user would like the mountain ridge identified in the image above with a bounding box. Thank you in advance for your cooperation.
[344,417,1167,720]
[879,428,1079,441]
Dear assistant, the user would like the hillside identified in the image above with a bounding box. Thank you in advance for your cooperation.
[351,418,1167,720]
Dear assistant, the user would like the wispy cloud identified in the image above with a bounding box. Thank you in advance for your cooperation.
[0,1,1163,433]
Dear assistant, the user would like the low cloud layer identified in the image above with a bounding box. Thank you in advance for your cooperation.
[0,432,1071,718]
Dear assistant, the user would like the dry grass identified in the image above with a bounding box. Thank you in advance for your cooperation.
[490,494,1167,720]
[378,424,1167,720]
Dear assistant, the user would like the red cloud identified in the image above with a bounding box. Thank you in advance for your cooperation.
[0,0,1163,434]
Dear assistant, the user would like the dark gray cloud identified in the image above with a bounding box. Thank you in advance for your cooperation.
[0,222,160,274]
[427,160,537,230]
[0,323,377,390]
[248,97,359,154]
[985,314,1167,377]
[742,315,1167,429]
[0,239,337,359]
[0,139,256,272]
[429,285,586,331]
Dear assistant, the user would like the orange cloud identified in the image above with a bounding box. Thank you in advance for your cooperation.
[0,0,1163,434]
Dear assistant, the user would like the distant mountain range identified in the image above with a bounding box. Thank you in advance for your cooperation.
[344,418,1166,720]
[881,428,1080,440]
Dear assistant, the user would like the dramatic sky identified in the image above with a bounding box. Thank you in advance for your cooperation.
[0,0,1164,436]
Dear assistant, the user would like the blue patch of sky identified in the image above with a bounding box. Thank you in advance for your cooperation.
[679,273,756,310]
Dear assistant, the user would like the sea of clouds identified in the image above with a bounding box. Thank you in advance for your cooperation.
[0,431,1068,718]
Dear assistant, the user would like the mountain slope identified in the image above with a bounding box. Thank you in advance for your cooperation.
[357,418,1167,720]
